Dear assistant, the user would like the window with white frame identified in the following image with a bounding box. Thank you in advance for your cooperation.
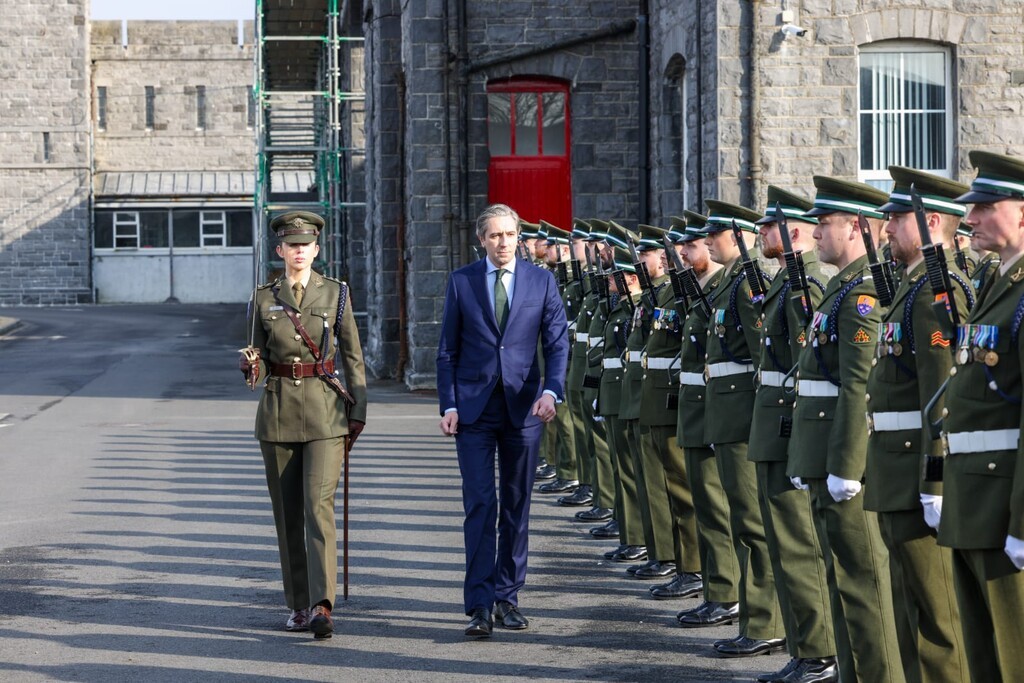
[200,211,227,247]
[114,212,141,249]
[858,42,953,190]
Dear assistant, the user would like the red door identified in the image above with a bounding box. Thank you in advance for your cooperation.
[486,78,572,230]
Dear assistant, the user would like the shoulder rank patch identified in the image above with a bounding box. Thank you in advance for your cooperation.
[853,327,871,344]
[934,292,950,314]
[930,330,950,348]
[856,295,876,316]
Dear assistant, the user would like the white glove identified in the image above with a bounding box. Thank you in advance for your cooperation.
[592,398,604,422]
[920,494,942,530]
[826,474,862,502]
[1004,535,1024,571]
[790,476,809,491]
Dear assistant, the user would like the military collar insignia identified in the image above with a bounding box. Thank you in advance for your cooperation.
[1011,268,1024,283]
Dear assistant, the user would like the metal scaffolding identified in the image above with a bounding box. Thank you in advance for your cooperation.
[253,0,365,281]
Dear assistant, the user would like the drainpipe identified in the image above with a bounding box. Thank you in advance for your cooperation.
[695,0,704,209]
[456,0,470,264]
[748,0,763,207]
[638,1,650,224]
[396,70,409,377]
[442,0,456,273]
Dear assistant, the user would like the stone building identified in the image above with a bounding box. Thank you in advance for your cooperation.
[362,0,1024,388]
[0,0,92,306]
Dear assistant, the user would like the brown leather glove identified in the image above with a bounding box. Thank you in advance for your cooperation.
[347,420,365,445]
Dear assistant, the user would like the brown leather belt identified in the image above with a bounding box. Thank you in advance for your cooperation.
[269,359,335,379]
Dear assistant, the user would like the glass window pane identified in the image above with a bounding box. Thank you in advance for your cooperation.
[514,93,538,156]
[138,210,169,248]
[228,211,254,247]
[113,212,139,249]
[201,211,226,247]
[541,92,565,156]
[95,211,113,248]
[488,93,511,155]
[174,211,200,247]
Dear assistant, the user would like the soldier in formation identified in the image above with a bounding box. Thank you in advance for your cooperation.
[514,150,1023,683]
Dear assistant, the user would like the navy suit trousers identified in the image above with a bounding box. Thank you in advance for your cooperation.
[455,384,542,614]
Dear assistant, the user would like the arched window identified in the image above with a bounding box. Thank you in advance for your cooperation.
[858,41,953,189]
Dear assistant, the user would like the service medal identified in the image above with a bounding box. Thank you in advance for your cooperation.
[892,342,902,357]
[957,348,970,365]
[818,332,828,345]
[985,351,999,367]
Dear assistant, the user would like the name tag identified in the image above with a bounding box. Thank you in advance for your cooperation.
[268,305,284,311]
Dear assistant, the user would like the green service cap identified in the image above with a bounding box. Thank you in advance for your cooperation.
[956,151,1024,204]
[604,220,639,249]
[805,176,889,219]
[704,200,763,234]
[879,166,969,216]
[571,217,591,240]
[270,211,324,243]
[518,219,540,240]
[756,185,818,225]
[637,224,668,251]
[585,218,609,242]
[611,246,636,273]
[544,224,571,245]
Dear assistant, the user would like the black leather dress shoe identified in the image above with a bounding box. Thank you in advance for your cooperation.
[778,657,838,683]
[715,635,786,658]
[558,486,593,506]
[492,601,528,630]
[713,633,744,648]
[626,559,657,575]
[538,478,579,494]
[676,600,739,627]
[634,561,676,579]
[575,506,613,522]
[534,463,557,480]
[612,545,648,562]
[589,520,620,538]
[603,544,628,560]
[650,572,703,599]
[464,607,493,638]
[756,657,801,683]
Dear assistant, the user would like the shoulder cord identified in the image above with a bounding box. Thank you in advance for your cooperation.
[719,274,753,365]
[322,282,349,377]
[764,280,791,373]
[987,289,1024,405]
[813,276,864,387]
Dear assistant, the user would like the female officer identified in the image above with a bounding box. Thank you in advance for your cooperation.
[240,210,367,639]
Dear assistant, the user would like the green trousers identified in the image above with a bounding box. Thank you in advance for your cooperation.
[605,415,642,546]
[625,420,674,562]
[878,510,967,683]
[756,461,836,659]
[551,398,577,481]
[683,445,739,603]
[808,478,904,683]
[261,436,345,611]
[646,425,700,573]
[567,389,592,486]
[714,442,782,641]
[582,390,616,510]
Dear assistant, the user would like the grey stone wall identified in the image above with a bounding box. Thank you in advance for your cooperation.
[91,21,254,173]
[0,0,91,305]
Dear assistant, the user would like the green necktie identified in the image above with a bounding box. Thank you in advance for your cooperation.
[494,268,509,331]
[292,281,304,307]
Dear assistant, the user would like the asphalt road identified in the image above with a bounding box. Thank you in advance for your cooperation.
[0,304,786,682]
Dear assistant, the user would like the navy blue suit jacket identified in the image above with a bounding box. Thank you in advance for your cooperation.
[436,258,569,427]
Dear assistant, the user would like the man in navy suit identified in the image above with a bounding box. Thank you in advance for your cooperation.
[437,203,570,638]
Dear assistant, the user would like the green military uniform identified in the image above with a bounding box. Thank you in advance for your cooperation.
[639,219,703,585]
[249,211,368,615]
[619,225,677,572]
[864,167,972,683]
[749,188,836,663]
[937,152,1024,683]
[788,177,903,683]
[596,247,645,549]
[675,258,739,606]
[541,222,579,485]
[971,251,1001,303]
[701,200,783,642]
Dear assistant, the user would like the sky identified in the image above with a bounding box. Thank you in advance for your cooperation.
[91,0,253,20]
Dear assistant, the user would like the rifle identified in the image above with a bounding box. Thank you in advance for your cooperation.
[595,253,613,314]
[612,267,636,316]
[584,243,598,297]
[774,202,814,325]
[910,184,961,337]
[628,240,658,310]
[516,242,530,260]
[662,235,690,317]
[556,259,569,287]
[858,211,896,307]
[731,219,766,302]
[952,232,970,275]
[569,233,584,284]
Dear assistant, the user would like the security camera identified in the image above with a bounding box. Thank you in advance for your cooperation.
[781,23,808,38]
